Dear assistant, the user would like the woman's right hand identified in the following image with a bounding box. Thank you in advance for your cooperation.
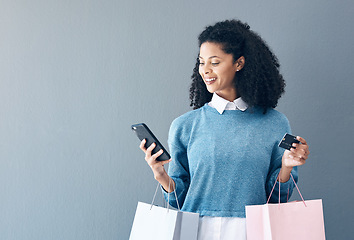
[139,139,172,179]
[139,139,175,193]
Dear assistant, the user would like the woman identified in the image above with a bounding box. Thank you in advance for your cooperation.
[140,19,309,240]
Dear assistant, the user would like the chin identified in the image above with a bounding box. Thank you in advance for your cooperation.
[206,86,216,94]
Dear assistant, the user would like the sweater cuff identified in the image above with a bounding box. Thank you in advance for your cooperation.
[161,185,176,194]
[162,177,184,209]
[270,168,296,187]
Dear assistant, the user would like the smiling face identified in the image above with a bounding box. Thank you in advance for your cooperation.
[198,42,244,102]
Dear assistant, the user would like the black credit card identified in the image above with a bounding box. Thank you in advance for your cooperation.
[278,133,300,150]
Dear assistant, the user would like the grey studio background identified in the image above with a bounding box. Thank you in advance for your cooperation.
[0,0,353,239]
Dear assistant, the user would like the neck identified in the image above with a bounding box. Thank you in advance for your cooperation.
[216,89,239,102]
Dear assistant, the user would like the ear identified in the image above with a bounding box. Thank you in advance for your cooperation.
[234,56,245,72]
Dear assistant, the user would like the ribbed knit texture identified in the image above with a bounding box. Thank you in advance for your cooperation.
[164,104,298,218]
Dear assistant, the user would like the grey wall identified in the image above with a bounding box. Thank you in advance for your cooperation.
[0,0,353,239]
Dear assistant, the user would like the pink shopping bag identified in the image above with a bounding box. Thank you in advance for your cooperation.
[246,174,326,240]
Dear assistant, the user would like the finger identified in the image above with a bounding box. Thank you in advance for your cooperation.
[151,149,164,160]
[291,152,307,161]
[291,144,309,156]
[160,158,172,165]
[139,139,147,151]
[290,145,307,154]
[296,136,308,145]
[146,142,156,152]
[145,143,156,159]
[290,147,308,160]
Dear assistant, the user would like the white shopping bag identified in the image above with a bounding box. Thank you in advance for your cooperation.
[129,202,199,240]
[129,182,199,240]
[174,207,200,239]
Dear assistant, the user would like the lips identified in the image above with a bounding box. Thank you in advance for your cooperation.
[205,77,216,85]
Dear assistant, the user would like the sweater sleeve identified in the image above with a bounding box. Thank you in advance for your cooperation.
[266,159,298,203]
[163,118,191,209]
[265,115,298,203]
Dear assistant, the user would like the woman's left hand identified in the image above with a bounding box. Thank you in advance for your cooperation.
[282,136,310,168]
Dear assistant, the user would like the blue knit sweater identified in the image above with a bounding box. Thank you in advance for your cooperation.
[164,104,298,218]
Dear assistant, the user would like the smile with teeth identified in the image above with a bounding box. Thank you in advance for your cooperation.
[205,77,217,85]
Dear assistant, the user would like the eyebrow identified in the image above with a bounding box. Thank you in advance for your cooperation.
[198,55,221,60]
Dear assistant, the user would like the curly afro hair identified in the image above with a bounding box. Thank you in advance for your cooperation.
[189,19,285,113]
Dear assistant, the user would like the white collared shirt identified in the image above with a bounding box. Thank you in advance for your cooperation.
[208,93,248,114]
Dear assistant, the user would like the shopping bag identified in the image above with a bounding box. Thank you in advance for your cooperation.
[129,202,199,240]
[174,206,200,240]
[129,182,199,240]
[246,174,326,240]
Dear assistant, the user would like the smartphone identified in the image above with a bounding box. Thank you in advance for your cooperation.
[131,123,171,161]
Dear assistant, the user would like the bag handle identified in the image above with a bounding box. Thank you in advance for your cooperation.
[266,172,307,207]
[150,178,181,211]
[167,177,181,210]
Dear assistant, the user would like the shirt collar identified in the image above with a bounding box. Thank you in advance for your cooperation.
[208,93,248,114]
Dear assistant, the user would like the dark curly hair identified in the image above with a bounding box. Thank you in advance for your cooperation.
[189,19,285,113]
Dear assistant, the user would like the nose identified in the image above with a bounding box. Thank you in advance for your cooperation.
[200,63,212,75]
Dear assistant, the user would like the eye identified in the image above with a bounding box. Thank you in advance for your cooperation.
[199,62,205,66]
[211,62,220,66]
